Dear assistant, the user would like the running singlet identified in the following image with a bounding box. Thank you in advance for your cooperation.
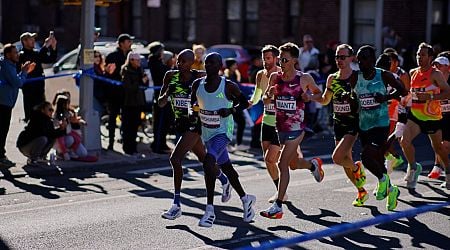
[168,70,196,120]
[329,71,358,125]
[274,72,305,132]
[442,79,450,116]
[196,77,234,142]
[410,67,442,121]
[354,68,389,131]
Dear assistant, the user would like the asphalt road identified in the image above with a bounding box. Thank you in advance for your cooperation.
[0,132,448,250]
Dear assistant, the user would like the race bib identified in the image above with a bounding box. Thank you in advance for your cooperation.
[199,109,220,128]
[276,98,296,112]
[333,103,351,114]
[359,94,380,110]
[173,97,190,109]
[264,101,276,115]
[441,100,450,113]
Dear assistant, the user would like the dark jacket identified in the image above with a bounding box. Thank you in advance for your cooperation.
[16,110,66,148]
[121,65,146,107]
[18,46,57,93]
[105,47,130,104]
[148,56,170,100]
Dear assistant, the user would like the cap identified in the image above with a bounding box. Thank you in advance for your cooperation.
[20,32,37,41]
[117,33,135,43]
[148,41,165,57]
[433,56,450,66]
[127,52,141,61]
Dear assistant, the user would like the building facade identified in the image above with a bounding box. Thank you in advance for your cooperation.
[1,0,449,55]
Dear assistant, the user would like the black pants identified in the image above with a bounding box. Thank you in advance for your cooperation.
[0,104,13,158]
[232,110,246,145]
[122,106,141,154]
[108,102,122,147]
[151,102,173,152]
[22,84,45,122]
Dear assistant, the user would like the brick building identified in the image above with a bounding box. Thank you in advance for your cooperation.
[0,0,449,57]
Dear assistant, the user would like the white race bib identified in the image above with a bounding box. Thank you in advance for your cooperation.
[265,102,276,114]
[276,99,296,111]
[441,100,450,113]
[333,103,351,114]
[173,97,190,109]
[199,110,220,128]
[359,95,380,110]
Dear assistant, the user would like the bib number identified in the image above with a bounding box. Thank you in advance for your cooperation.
[359,94,380,110]
[173,97,190,109]
[199,110,220,128]
[333,103,351,114]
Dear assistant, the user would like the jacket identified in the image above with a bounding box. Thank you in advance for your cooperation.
[0,57,27,107]
[16,110,66,148]
[19,46,57,92]
[121,65,146,107]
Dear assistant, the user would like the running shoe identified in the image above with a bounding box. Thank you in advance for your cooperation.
[268,192,288,203]
[385,154,403,174]
[427,166,443,179]
[373,173,390,200]
[198,205,215,227]
[241,194,256,222]
[404,163,422,189]
[161,204,181,220]
[352,189,369,207]
[310,157,324,182]
[392,155,404,170]
[260,202,283,219]
[386,185,400,211]
[221,181,232,203]
[353,161,366,189]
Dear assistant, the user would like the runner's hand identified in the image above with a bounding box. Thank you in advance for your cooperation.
[218,108,233,117]
[374,93,388,103]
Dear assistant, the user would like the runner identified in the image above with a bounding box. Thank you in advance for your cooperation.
[191,52,256,227]
[249,45,287,202]
[317,44,368,206]
[400,43,450,190]
[428,54,450,187]
[158,50,231,220]
[351,45,408,211]
[385,51,411,172]
[260,43,324,219]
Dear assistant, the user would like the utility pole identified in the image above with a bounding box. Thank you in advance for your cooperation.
[79,0,101,155]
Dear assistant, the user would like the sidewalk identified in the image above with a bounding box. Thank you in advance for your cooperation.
[1,93,169,178]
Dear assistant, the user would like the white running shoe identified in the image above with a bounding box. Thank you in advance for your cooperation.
[268,192,288,203]
[241,194,256,222]
[199,205,216,227]
[404,163,422,189]
[221,181,232,203]
[310,158,324,182]
[161,204,181,220]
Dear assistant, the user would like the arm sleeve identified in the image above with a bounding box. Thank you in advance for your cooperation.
[250,87,262,104]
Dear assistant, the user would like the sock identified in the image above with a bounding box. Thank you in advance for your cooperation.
[217,170,228,185]
[273,178,279,189]
[275,199,283,207]
[173,192,181,206]
[409,162,417,170]
[310,162,316,172]
[206,204,214,212]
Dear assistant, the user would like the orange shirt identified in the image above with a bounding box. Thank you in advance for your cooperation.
[410,67,442,121]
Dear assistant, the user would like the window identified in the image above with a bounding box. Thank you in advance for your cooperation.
[351,0,376,48]
[286,0,300,37]
[226,0,259,44]
[167,0,196,42]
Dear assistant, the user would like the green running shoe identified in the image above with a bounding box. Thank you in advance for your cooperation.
[387,185,400,211]
[352,190,369,207]
[373,173,390,200]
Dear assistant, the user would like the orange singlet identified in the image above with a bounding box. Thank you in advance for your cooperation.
[410,67,442,121]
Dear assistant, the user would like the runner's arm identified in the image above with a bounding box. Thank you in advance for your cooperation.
[250,70,264,104]
[262,72,277,105]
[317,74,334,105]
[301,73,323,102]
[158,71,175,107]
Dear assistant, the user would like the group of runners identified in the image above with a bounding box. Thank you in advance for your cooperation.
[156,41,449,227]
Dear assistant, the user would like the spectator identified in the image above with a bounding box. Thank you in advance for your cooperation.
[162,51,176,69]
[104,33,134,150]
[16,101,66,166]
[19,31,57,122]
[224,58,248,151]
[248,56,263,84]
[298,34,320,71]
[191,44,206,70]
[92,50,115,114]
[121,52,149,155]
[0,44,35,168]
[148,41,172,154]
[53,95,88,160]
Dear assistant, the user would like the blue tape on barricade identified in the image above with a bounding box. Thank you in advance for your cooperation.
[20,72,78,84]
[81,71,162,90]
[239,201,450,250]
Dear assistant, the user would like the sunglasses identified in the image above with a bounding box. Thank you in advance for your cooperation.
[335,55,351,60]
[279,57,290,63]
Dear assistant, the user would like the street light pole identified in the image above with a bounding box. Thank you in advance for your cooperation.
[79,0,101,155]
